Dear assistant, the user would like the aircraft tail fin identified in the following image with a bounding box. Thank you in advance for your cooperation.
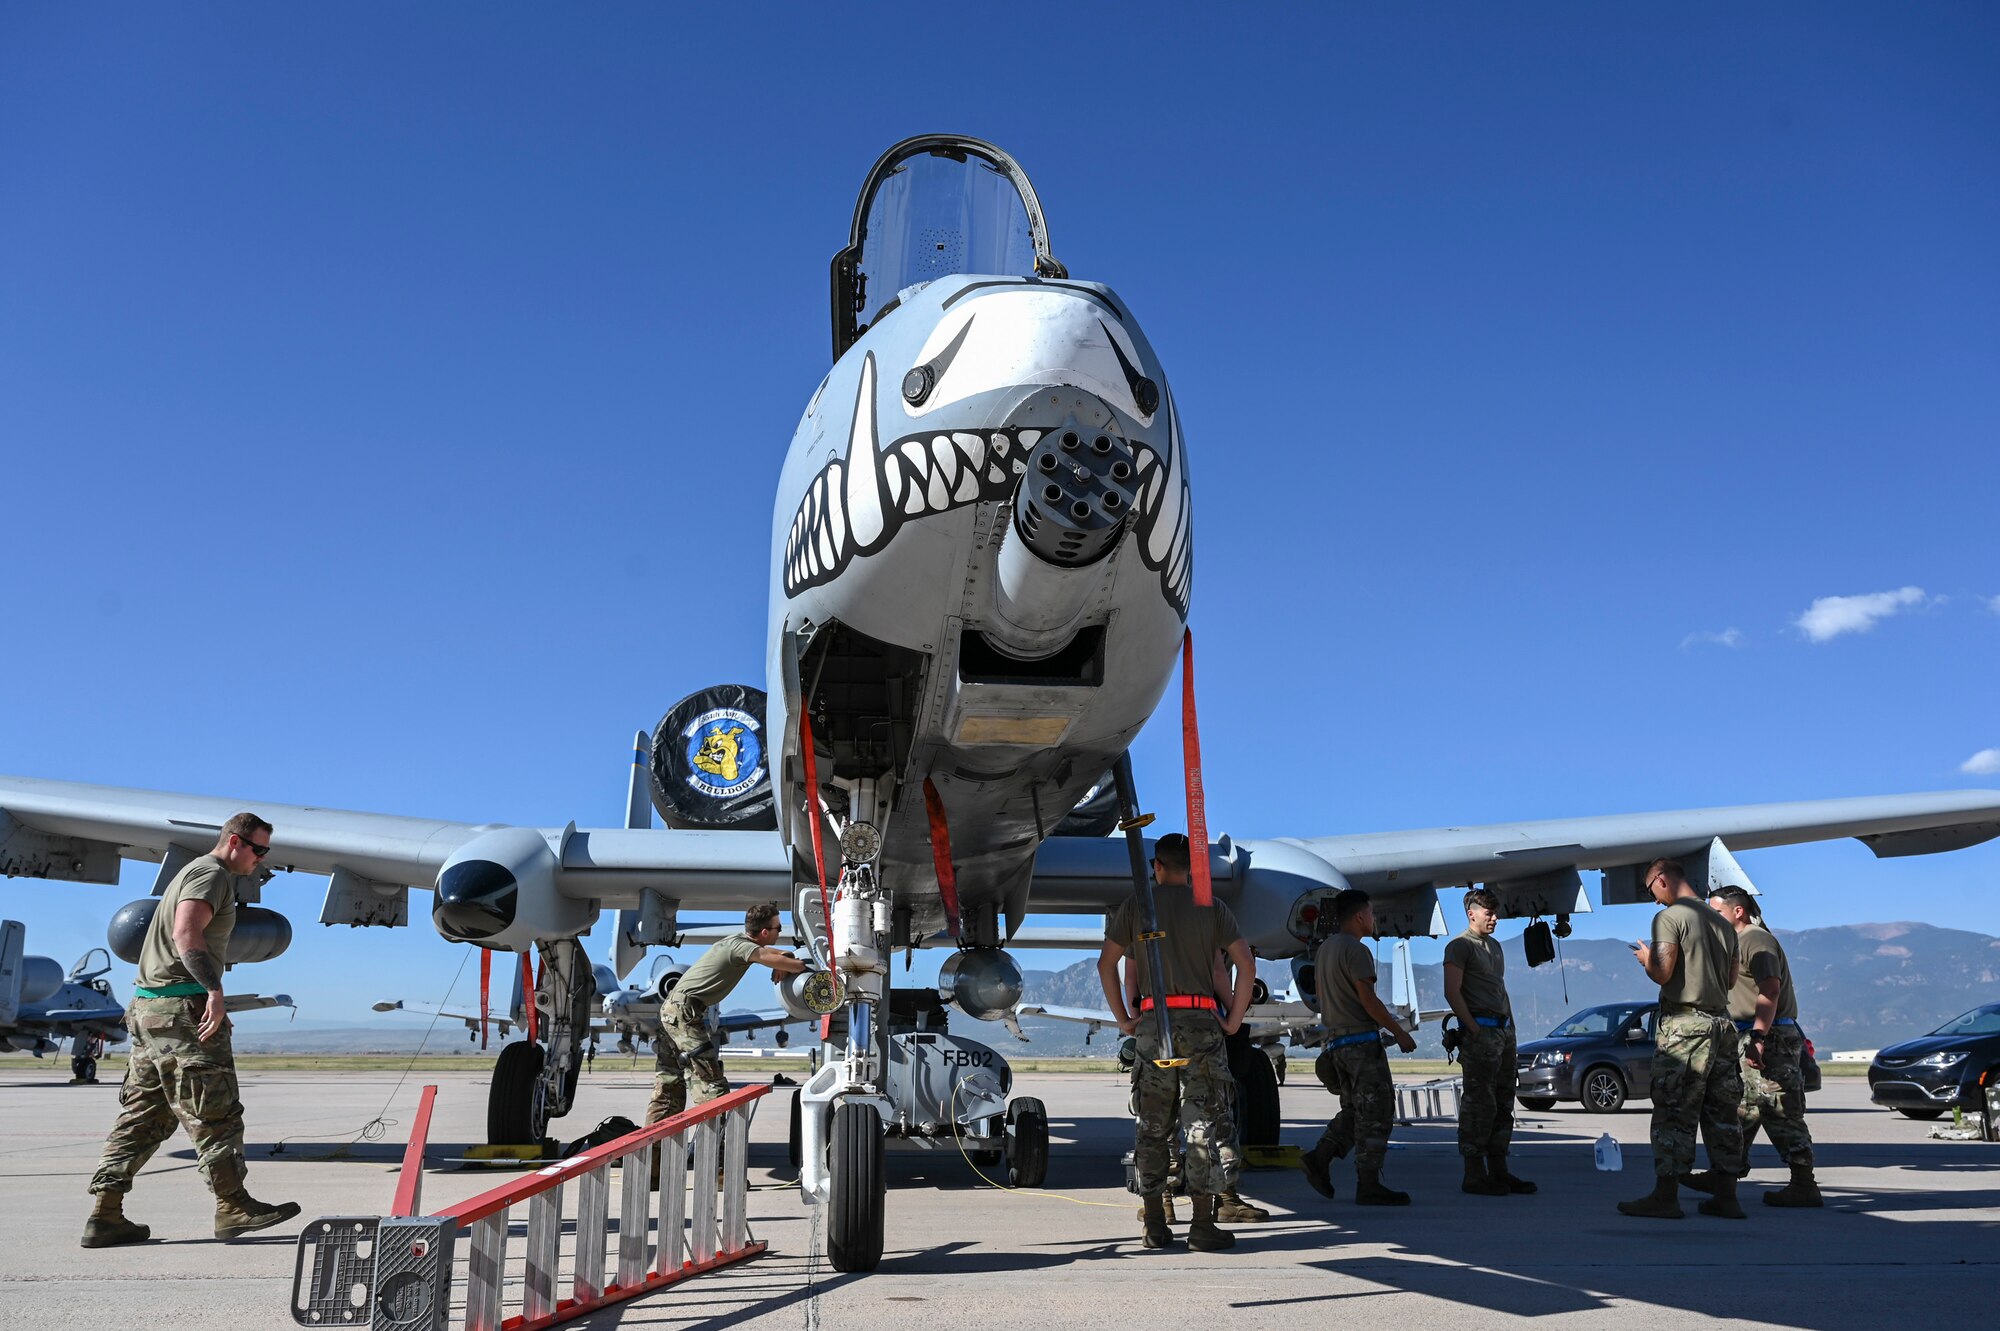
[1382,937,1416,1028]
[613,728,652,982]
[0,919,25,1025]
[1384,939,1448,1029]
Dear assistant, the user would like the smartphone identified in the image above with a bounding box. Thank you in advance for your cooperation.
[1626,941,1643,952]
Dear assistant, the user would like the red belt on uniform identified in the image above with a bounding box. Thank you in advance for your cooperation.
[1138,995,1218,1012]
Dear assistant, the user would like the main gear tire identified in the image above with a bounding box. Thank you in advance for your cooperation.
[1004,1097,1050,1187]
[827,1101,886,1272]
[1895,1107,1945,1121]
[488,1040,548,1146]
[1517,1096,1558,1111]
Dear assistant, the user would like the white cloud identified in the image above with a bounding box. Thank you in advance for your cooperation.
[1988,595,2000,615]
[1679,628,1742,652]
[1794,586,1927,643]
[1962,749,2000,777]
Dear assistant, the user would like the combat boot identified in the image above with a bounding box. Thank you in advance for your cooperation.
[214,1192,303,1240]
[1140,1192,1175,1250]
[1186,1194,1236,1251]
[1354,1168,1410,1206]
[80,1191,150,1248]
[1298,1139,1338,1200]
[1677,1168,1738,1196]
[1134,1193,1179,1224]
[1215,1187,1270,1223]
[1488,1155,1537,1194]
[1617,1174,1685,1219]
[1697,1173,1747,1220]
[1763,1160,1824,1209]
[1461,1157,1508,1196]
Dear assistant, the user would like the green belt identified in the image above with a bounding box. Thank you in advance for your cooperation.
[135,983,208,998]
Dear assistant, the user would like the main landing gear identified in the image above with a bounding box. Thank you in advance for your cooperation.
[485,938,591,1147]
[70,1034,105,1085]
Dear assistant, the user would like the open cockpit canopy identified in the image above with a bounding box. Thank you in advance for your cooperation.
[831,135,1065,360]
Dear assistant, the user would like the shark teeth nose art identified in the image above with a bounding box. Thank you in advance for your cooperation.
[783,353,1189,618]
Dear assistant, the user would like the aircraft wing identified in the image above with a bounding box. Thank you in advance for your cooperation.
[1016,999,1337,1048]
[8,774,1996,954]
[1283,790,2000,892]
[1025,790,2000,944]
[373,999,516,1039]
[1014,1003,1116,1037]
[37,1005,127,1024]
[227,993,295,1014]
[0,774,790,909]
[715,1010,804,1036]
[675,922,1108,949]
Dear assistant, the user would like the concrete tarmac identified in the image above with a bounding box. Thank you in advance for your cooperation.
[1,1063,1994,1329]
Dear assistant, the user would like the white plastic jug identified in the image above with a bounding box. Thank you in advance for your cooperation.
[1594,1132,1623,1171]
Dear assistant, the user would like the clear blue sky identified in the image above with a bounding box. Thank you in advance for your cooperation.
[2,5,1995,1033]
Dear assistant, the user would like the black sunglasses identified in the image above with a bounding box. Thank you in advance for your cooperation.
[238,836,271,859]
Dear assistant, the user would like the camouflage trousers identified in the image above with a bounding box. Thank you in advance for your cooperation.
[646,996,728,1124]
[1650,1008,1744,1178]
[1313,1039,1393,1173]
[89,996,248,1199]
[1738,1025,1814,1167]
[1132,1010,1240,1196]
[1457,1023,1518,1158]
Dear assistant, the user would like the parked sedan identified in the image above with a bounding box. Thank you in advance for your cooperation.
[1867,1002,2000,1119]
[1516,1002,1822,1113]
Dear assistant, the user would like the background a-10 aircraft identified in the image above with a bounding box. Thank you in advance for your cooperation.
[2,133,1996,1272]
[374,943,809,1058]
[0,919,291,1084]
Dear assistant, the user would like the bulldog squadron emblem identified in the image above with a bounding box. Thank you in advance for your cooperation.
[684,709,764,799]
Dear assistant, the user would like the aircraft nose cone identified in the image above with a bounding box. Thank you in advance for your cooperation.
[432,860,519,943]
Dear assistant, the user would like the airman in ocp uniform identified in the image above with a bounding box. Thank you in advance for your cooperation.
[1098,833,1256,1252]
[1444,887,1535,1197]
[645,901,809,1126]
[1619,857,1746,1220]
[1298,888,1417,1206]
[83,813,301,1247]
[1702,886,1822,1208]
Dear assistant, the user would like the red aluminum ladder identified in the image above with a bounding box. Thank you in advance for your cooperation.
[291,1083,770,1330]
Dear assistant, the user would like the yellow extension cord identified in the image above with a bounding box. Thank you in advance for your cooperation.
[946,1077,1133,1209]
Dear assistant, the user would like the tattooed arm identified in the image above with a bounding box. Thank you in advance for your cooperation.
[172,900,231,1041]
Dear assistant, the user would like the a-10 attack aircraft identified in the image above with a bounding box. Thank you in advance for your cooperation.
[1,134,1997,1272]
[0,919,293,1083]
[374,947,807,1057]
[0,918,127,1082]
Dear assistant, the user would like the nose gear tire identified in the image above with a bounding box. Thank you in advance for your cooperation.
[827,1102,886,1273]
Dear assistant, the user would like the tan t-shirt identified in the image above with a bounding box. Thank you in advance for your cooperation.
[137,854,237,990]
[1729,925,1798,1023]
[675,933,762,1007]
[1652,897,1737,1013]
[1314,932,1380,1040]
[1106,884,1243,1001]
[1443,929,1511,1019]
